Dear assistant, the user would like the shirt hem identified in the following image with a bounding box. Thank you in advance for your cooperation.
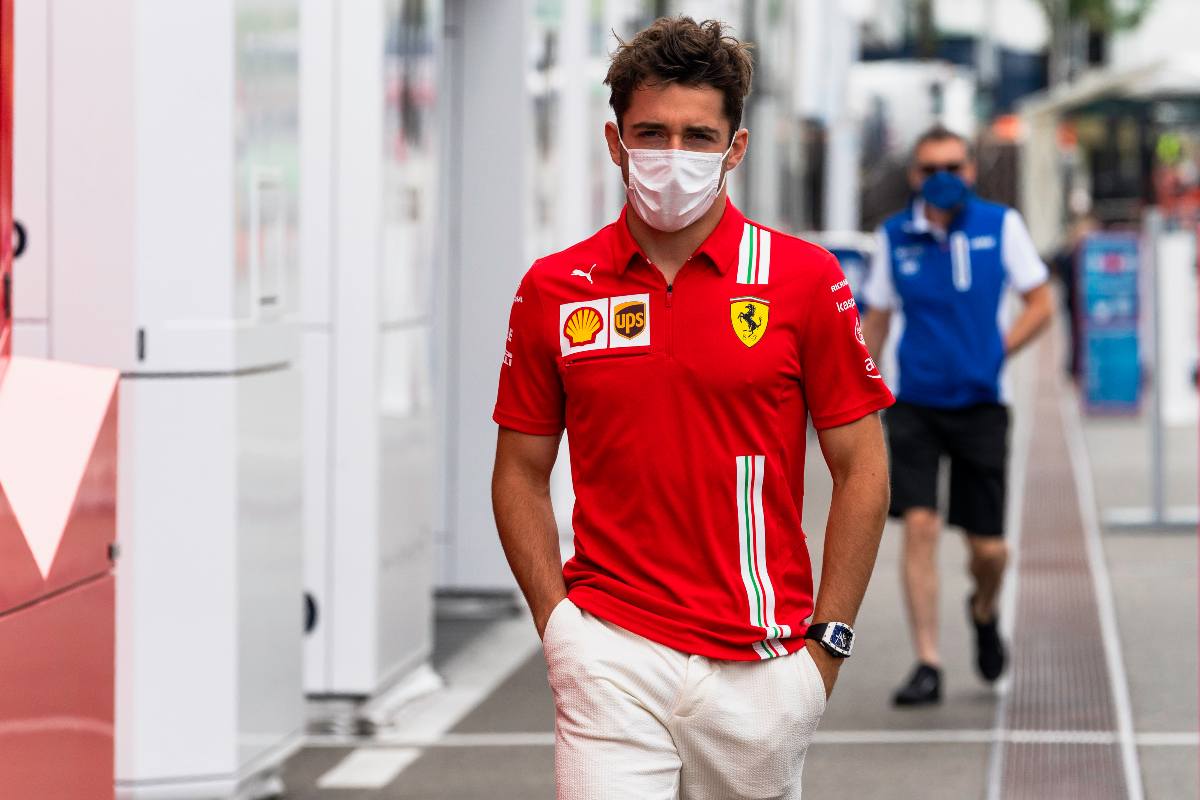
[812,395,895,431]
[1010,274,1050,295]
[568,586,810,662]
[492,409,564,436]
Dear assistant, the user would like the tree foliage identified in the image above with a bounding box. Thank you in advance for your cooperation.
[1034,0,1154,33]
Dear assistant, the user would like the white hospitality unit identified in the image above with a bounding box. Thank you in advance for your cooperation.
[298,0,438,709]
[436,0,531,592]
[14,1,304,796]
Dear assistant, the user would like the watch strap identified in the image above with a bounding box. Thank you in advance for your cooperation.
[804,623,829,641]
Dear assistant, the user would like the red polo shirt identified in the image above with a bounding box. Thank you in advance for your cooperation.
[494,200,893,660]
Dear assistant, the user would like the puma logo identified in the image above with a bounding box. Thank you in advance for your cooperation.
[571,264,597,284]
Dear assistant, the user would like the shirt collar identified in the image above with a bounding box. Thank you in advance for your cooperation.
[904,197,945,241]
[906,195,982,241]
[610,198,745,276]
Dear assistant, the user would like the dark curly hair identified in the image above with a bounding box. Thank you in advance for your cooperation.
[604,16,754,142]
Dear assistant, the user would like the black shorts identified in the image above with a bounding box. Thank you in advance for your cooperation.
[885,400,1010,537]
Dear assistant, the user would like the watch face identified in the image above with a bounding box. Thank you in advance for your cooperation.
[826,623,854,655]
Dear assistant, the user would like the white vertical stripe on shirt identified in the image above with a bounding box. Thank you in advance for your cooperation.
[757,228,771,284]
[950,230,972,292]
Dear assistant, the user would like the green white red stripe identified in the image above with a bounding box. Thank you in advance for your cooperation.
[737,223,771,285]
[735,455,790,658]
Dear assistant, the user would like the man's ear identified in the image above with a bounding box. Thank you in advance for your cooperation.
[962,161,978,187]
[907,166,924,193]
[724,128,750,171]
[604,121,623,168]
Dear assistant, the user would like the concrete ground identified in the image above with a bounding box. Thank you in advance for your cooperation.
[1076,332,1199,798]
[283,335,1198,799]
[1084,404,1198,800]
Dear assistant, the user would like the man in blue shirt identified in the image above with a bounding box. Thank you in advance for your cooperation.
[862,126,1053,706]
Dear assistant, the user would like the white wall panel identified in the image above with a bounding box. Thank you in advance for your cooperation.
[115,379,239,783]
[440,0,529,590]
[300,0,438,698]
[236,366,304,768]
[299,0,335,327]
[11,321,48,359]
[377,326,435,680]
[133,1,235,327]
[326,0,385,691]
[12,0,48,322]
[301,330,332,690]
[48,0,136,368]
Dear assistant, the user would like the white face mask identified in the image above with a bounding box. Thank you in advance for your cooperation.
[621,136,734,233]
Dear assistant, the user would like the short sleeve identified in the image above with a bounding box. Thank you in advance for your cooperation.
[800,252,895,430]
[1002,209,1050,293]
[493,271,565,435]
[862,227,898,310]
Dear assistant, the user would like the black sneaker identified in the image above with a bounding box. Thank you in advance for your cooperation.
[969,595,1007,682]
[892,663,942,706]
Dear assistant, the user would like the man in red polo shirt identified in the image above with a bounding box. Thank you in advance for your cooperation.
[492,17,893,799]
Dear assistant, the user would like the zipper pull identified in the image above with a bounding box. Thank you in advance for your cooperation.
[666,284,673,309]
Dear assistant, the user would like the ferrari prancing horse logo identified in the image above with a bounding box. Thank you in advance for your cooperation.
[731,297,769,347]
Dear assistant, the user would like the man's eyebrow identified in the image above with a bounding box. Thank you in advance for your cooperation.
[628,121,721,136]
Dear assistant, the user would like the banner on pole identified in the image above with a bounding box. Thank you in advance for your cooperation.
[1078,232,1141,413]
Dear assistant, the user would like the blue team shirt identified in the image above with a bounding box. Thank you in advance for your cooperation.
[864,196,1048,409]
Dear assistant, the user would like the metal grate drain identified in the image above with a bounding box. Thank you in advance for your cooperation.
[997,349,1129,799]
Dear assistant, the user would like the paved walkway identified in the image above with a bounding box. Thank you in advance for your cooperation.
[282,329,1197,798]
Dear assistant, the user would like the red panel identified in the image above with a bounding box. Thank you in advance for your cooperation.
[0,0,11,372]
[45,395,118,594]
[0,575,114,800]
[0,480,45,614]
[0,363,118,616]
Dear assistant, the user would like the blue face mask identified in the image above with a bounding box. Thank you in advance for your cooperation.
[920,171,969,211]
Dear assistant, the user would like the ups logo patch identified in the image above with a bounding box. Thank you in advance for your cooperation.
[613,301,646,340]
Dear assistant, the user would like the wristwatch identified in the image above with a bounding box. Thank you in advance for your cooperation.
[804,621,855,658]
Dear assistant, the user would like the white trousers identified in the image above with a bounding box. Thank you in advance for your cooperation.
[542,599,827,800]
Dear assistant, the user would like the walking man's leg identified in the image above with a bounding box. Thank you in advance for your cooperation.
[948,404,1011,682]
[966,534,1008,681]
[886,401,946,705]
[967,534,1007,621]
[893,507,944,705]
[902,508,941,666]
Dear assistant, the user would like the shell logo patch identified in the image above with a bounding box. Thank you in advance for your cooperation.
[564,306,604,347]
[613,301,646,340]
[731,297,769,347]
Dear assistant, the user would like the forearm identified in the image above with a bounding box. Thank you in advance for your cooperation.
[492,471,567,635]
[1004,284,1054,356]
[862,309,891,363]
[812,465,890,626]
